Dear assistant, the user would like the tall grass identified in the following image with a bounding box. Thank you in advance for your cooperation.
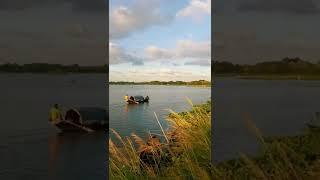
[109,100,212,179]
[108,100,320,179]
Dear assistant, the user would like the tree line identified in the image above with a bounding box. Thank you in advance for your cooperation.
[110,80,211,86]
[0,63,107,73]
[213,57,320,75]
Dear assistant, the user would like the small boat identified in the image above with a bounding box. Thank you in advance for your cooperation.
[54,107,107,133]
[127,95,149,104]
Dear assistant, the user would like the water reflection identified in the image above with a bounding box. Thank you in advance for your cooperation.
[124,102,149,113]
[48,132,89,179]
[48,133,63,178]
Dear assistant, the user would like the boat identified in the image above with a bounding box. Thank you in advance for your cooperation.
[127,95,149,104]
[54,107,107,133]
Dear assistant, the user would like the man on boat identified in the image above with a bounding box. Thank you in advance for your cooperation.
[129,96,136,103]
[144,96,149,102]
[124,94,129,102]
[49,104,63,124]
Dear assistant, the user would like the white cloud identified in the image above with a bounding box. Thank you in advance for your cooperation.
[110,39,211,66]
[109,0,172,39]
[176,40,211,58]
[109,42,124,64]
[144,39,211,63]
[177,0,211,21]
[109,42,144,65]
[144,46,173,59]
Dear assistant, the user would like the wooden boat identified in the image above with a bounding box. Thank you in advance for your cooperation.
[54,107,107,133]
[55,120,94,133]
[126,95,149,104]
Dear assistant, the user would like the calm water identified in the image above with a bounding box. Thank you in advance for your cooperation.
[109,85,211,139]
[213,78,320,161]
[2,75,320,178]
[0,74,107,180]
[110,80,320,162]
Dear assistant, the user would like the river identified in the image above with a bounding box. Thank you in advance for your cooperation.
[213,78,320,161]
[1,75,319,178]
[0,74,107,180]
[109,85,211,140]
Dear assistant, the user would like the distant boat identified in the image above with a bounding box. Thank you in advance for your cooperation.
[127,95,149,104]
[54,107,107,133]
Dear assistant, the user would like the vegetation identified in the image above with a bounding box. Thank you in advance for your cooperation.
[213,57,320,79]
[0,63,107,73]
[109,100,212,179]
[109,100,320,179]
[109,80,211,86]
[213,124,320,180]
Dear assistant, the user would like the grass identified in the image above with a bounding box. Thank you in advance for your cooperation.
[108,100,320,179]
[109,100,211,179]
[212,123,320,180]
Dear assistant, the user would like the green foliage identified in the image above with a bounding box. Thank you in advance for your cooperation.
[110,80,211,86]
[0,63,107,73]
[213,57,320,75]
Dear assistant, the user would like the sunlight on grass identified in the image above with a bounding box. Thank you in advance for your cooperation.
[108,100,320,179]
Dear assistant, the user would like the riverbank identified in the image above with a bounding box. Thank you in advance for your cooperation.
[213,124,320,179]
[109,100,211,179]
[109,84,211,88]
[215,74,320,80]
[108,101,320,179]
[237,75,320,80]
[0,63,107,73]
[109,80,211,86]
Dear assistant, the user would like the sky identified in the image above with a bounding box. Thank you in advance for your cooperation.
[109,0,211,82]
[214,0,320,64]
[0,0,107,65]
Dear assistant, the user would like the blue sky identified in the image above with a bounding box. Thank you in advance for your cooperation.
[109,0,211,82]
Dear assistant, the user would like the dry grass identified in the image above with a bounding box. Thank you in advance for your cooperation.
[108,100,320,179]
[109,100,211,179]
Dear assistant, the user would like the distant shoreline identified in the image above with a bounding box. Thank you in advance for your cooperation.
[110,84,211,87]
[0,72,107,74]
[213,58,320,80]
[215,74,320,80]
[0,63,107,74]
[109,80,211,87]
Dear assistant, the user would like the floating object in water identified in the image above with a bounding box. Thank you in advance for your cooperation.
[53,107,107,133]
[126,95,149,104]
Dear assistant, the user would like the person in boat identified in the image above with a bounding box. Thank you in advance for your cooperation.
[130,96,134,101]
[144,96,149,102]
[128,96,135,103]
[124,94,129,102]
[65,108,81,124]
[49,104,63,124]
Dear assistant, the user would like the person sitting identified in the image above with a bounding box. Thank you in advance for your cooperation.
[124,94,129,102]
[144,96,149,102]
[65,109,81,124]
[49,104,63,124]
[128,96,135,103]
